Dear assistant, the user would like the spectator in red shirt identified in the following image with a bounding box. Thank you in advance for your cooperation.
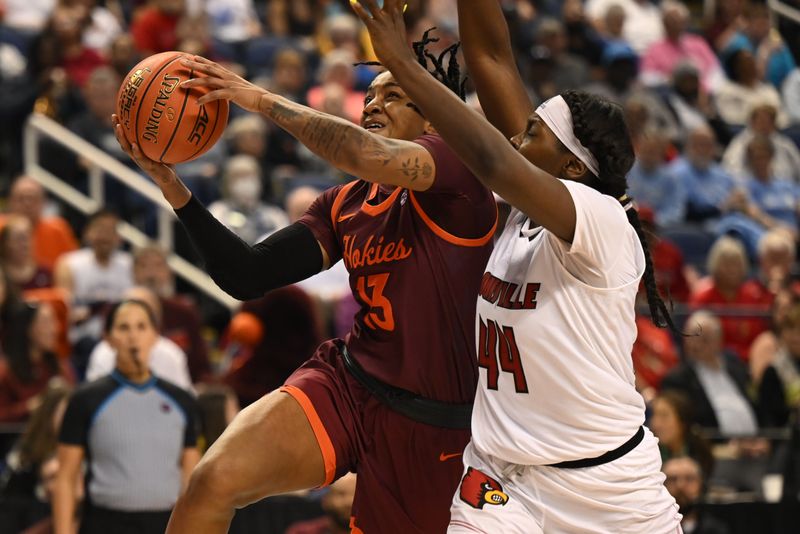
[47,4,107,88]
[638,205,690,303]
[130,0,188,55]
[753,228,796,299]
[285,473,356,534]
[0,300,74,422]
[690,235,771,360]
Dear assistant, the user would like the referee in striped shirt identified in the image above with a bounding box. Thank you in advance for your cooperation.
[52,300,200,534]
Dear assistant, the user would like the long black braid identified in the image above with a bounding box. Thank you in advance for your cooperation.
[560,90,681,334]
[357,28,466,102]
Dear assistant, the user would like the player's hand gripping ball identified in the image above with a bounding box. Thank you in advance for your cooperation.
[116,51,229,164]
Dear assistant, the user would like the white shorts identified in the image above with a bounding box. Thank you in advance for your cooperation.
[448,427,683,534]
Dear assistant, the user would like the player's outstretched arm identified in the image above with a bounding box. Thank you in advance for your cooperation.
[181,56,437,191]
[457,0,534,138]
[112,116,329,300]
[352,0,577,242]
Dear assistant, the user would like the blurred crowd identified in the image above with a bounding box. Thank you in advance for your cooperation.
[1,0,800,532]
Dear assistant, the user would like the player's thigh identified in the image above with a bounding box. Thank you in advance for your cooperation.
[448,445,541,534]
[196,389,325,502]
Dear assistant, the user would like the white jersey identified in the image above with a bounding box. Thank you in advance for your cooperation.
[64,248,133,305]
[471,180,646,466]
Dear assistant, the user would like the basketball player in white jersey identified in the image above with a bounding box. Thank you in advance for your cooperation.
[351,1,682,532]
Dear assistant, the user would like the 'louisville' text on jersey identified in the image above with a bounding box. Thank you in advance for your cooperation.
[342,234,413,270]
[479,272,541,310]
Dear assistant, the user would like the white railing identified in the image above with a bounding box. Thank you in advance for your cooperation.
[23,112,238,310]
[769,0,800,24]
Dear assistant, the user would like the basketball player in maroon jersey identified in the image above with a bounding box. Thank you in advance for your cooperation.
[112,43,496,533]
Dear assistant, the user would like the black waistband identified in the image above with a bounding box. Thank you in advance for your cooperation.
[335,340,472,429]
[547,426,645,469]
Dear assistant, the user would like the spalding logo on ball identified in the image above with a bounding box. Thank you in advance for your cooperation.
[116,51,229,164]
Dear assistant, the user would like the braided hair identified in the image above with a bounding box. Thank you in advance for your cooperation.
[358,28,466,101]
[560,90,680,334]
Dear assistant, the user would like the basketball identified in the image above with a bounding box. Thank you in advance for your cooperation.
[116,51,229,164]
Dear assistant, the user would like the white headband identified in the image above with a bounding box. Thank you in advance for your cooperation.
[535,95,600,177]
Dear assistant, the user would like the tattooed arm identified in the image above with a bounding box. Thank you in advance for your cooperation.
[260,95,436,191]
[181,57,437,191]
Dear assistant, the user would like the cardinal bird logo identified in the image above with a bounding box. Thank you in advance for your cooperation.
[459,467,509,509]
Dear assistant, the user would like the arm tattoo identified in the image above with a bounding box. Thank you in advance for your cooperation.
[400,157,433,181]
[266,97,397,171]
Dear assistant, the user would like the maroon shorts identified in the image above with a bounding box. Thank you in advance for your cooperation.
[281,339,471,534]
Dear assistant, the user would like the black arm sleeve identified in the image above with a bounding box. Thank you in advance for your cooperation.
[174,196,323,300]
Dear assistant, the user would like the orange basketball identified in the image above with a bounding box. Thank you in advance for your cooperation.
[116,51,229,164]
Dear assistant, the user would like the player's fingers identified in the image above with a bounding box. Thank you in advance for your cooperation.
[349,0,372,23]
[112,121,133,154]
[358,0,380,18]
[181,58,229,80]
[196,89,232,106]
[384,0,403,15]
[181,76,225,88]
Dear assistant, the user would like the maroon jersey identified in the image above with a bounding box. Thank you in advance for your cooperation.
[299,135,496,403]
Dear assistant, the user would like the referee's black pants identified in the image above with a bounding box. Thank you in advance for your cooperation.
[80,504,171,534]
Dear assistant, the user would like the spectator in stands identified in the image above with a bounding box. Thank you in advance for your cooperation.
[561,0,605,68]
[204,0,261,62]
[306,49,366,125]
[46,3,106,88]
[1,176,79,272]
[757,298,800,428]
[735,2,796,89]
[0,215,53,291]
[54,209,133,370]
[741,136,799,229]
[715,45,785,129]
[637,206,691,302]
[108,33,140,81]
[208,155,289,245]
[750,285,799,386]
[704,0,747,52]
[650,390,715,482]
[722,103,800,183]
[130,0,189,56]
[67,66,123,163]
[662,456,731,534]
[641,1,725,92]
[63,0,123,55]
[532,17,590,96]
[222,285,322,407]
[632,312,679,402]
[584,0,663,54]
[600,4,626,44]
[662,310,759,437]
[753,229,797,299]
[627,128,686,226]
[669,126,737,225]
[268,48,309,104]
[133,245,211,383]
[690,236,771,360]
[656,61,730,147]
[53,299,200,534]
[86,286,193,391]
[0,301,74,422]
[285,472,357,534]
[0,379,71,534]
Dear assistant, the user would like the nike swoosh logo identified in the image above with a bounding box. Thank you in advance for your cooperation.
[337,212,357,223]
[439,452,462,462]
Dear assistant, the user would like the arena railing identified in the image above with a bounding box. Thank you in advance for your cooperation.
[23,112,238,310]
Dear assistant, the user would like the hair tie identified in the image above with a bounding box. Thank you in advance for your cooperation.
[618,194,635,212]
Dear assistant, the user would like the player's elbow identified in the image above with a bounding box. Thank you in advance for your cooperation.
[181,456,250,512]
